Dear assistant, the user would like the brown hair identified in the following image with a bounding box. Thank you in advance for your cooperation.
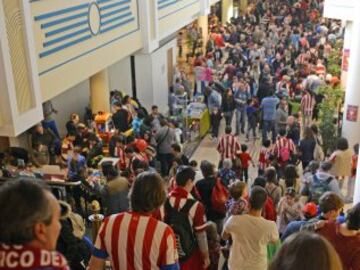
[319,192,344,214]
[269,232,343,270]
[130,172,166,213]
[303,126,314,140]
[229,181,246,200]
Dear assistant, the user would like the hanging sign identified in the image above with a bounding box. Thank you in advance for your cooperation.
[346,105,358,122]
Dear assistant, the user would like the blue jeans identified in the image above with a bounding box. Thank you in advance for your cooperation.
[262,120,277,143]
[224,111,234,126]
[235,107,246,134]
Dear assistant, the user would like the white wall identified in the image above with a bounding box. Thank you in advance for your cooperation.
[152,39,176,113]
[108,56,133,96]
[135,38,177,113]
[51,80,90,138]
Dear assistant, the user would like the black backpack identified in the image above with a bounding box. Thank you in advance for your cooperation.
[164,199,197,262]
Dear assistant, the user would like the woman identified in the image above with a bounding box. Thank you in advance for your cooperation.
[329,137,353,189]
[265,167,282,207]
[277,187,303,235]
[269,232,343,270]
[221,88,236,126]
[299,127,316,169]
[317,203,360,270]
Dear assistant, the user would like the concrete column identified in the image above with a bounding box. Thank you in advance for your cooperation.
[354,148,360,205]
[198,15,208,52]
[222,0,233,23]
[240,0,248,14]
[90,69,110,114]
[342,18,360,150]
[341,21,352,88]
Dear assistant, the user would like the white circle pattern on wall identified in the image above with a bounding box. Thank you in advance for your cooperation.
[88,2,101,36]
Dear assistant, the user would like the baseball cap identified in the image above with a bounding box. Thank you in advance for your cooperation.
[303,202,318,218]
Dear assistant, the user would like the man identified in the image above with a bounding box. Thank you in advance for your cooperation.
[217,126,240,165]
[171,143,189,165]
[301,88,316,127]
[196,161,226,226]
[150,105,164,132]
[275,98,289,133]
[301,191,344,231]
[155,119,176,176]
[316,203,360,270]
[222,186,279,270]
[112,101,131,133]
[304,161,344,201]
[261,91,279,143]
[157,166,210,270]
[272,129,296,169]
[286,115,301,145]
[31,123,58,164]
[234,81,250,135]
[89,172,179,270]
[0,179,69,270]
[42,100,60,138]
[206,87,222,139]
[66,113,80,135]
[281,202,318,241]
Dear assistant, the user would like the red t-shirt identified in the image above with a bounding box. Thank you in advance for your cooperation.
[0,244,69,270]
[317,222,360,270]
[237,152,252,169]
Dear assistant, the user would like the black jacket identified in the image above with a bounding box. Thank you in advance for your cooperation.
[112,109,130,132]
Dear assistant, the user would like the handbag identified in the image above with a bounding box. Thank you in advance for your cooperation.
[313,139,324,161]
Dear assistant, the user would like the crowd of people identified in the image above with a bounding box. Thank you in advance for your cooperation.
[1,0,360,270]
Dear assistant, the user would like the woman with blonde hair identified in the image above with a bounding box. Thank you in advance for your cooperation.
[269,232,343,270]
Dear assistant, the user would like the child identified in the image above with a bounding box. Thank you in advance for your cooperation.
[277,187,303,235]
[219,158,236,186]
[225,180,249,216]
[237,144,255,183]
[246,99,258,140]
[258,139,271,175]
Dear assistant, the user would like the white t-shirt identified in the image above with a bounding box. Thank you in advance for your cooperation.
[223,214,279,270]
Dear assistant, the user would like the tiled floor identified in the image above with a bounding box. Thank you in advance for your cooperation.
[191,117,266,186]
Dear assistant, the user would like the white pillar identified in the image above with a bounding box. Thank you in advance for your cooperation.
[354,148,360,205]
[341,21,352,88]
[90,70,110,114]
[342,17,360,151]
[222,0,233,23]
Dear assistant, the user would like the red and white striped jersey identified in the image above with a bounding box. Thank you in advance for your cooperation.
[272,137,296,158]
[156,187,207,233]
[301,92,316,116]
[217,134,240,160]
[258,146,270,171]
[93,212,179,270]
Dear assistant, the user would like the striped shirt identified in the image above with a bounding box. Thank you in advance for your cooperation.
[93,212,179,270]
[272,137,296,160]
[301,92,316,116]
[258,146,270,171]
[217,134,240,160]
[156,187,207,233]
